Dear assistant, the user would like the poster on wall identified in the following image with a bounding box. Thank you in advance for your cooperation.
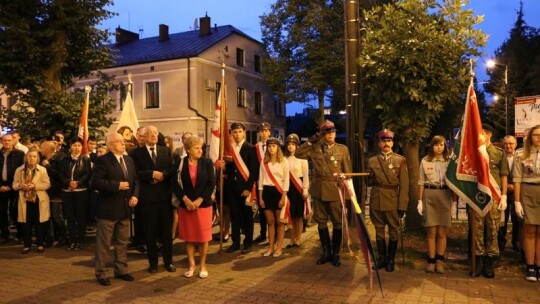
[515,95,540,138]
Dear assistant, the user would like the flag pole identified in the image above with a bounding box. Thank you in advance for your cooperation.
[218,60,226,253]
[468,59,478,277]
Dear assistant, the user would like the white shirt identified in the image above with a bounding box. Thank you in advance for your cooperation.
[287,155,309,195]
[15,142,28,154]
[258,158,290,191]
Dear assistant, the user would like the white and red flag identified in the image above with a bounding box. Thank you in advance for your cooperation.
[78,86,91,154]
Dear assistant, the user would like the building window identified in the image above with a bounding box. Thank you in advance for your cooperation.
[274,96,285,116]
[254,55,261,73]
[236,48,244,67]
[145,81,160,109]
[254,91,262,115]
[237,87,246,107]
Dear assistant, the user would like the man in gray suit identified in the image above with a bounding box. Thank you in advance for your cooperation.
[91,132,139,286]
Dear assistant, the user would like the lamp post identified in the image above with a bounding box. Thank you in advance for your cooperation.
[486,59,509,135]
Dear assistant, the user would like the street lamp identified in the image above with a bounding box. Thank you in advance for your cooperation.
[486,59,509,135]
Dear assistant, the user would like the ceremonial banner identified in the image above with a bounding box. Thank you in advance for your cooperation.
[78,86,90,154]
[209,84,232,163]
[115,82,139,134]
[445,84,501,216]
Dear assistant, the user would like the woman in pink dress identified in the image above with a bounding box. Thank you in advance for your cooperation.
[172,136,216,279]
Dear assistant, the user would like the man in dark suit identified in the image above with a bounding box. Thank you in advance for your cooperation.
[91,132,139,286]
[0,134,25,244]
[220,122,258,254]
[130,126,176,273]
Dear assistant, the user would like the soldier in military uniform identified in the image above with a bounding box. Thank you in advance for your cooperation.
[295,120,351,267]
[472,124,508,278]
[367,129,409,272]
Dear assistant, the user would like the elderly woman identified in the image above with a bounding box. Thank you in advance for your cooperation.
[172,136,215,279]
[59,137,92,251]
[13,150,51,254]
[513,125,540,281]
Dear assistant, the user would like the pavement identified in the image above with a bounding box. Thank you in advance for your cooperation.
[1,222,540,304]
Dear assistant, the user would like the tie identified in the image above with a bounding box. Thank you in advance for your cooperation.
[150,147,157,166]
[119,156,128,178]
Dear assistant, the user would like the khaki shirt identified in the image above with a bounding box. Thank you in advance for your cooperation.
[295,141,352,201]
[367,152,409,212]
[486,144,509,188]
[513,146,540,183]
[418,157,449,186]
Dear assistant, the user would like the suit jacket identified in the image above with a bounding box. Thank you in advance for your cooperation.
[224,142,259,195]
[130,145,174,204]
[0,148,25,189]
[90,152,139,220]
[172,156,216,208]
[58,154,92,190]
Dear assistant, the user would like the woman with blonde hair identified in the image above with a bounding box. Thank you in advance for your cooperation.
[258,137,289,258]
[513,125,540,281]
[13,150,51,254]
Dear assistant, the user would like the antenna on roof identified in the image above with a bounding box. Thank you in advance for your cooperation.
[138,25,144,37]
[193,18,199,31]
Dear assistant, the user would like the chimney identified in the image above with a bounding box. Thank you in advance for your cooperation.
[115,27,139,45]
[159,24,169,42]
[199,13,211,36]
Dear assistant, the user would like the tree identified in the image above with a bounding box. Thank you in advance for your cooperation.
[2,72,117,140]
[260,0,344,123]
[358,0,487,229]
[484,1,540,136]
[0,0,115,138]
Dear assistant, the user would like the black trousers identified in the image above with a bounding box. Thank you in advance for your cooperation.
[23,201,46,248]
[139,202,173,266]
[0,191,22,240]
[228,191,254,247]
[61,190,89,244]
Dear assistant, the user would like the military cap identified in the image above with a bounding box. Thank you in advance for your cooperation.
[319,120,336,134]
[377,129,394,140]
[285,133,300,145]
[230,122,246,130]
[266,137,280,146]
[257,122,271,131]
[482,124,495,133]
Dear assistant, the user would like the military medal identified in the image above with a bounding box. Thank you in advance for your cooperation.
[330,156,335,161]
[389,163,393,169]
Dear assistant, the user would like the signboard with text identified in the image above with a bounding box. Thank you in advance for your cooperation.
[515,95,540,137]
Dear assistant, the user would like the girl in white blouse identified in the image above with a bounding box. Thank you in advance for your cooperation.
[285,134,309,248]
[258,137,289,258]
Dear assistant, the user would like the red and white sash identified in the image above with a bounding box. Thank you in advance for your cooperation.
[231,143,256,206]
[262,161,291,224]
[289,171,311,218]
[256,142,264,163]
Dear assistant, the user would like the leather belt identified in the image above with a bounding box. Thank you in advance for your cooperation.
[424,184,449,190]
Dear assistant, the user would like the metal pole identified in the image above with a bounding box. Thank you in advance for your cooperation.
[504,66,508,135]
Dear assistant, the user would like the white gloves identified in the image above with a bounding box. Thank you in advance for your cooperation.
[515,201,525,218]
[451,201,457,217]
[498,195,507,211]
[417,200,423,215]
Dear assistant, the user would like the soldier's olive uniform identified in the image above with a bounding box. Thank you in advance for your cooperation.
[367,153,409,241]
[296,139,351,266]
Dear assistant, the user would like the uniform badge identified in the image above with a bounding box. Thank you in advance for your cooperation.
[330,156,335,161]
[389,164,393,169]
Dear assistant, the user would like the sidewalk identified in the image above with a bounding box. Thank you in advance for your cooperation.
[1,223,539,304]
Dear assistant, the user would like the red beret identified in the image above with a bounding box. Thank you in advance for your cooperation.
[377,129,394,140]
[319,120,336,134]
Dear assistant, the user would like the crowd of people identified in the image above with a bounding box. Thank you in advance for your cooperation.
[0,121,538,286]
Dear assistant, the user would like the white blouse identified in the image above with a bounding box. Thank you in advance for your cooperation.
[258,158,290,191]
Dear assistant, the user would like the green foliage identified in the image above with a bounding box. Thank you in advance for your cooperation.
[260,0,345,122]
[0,0,115,93]
[2,72,117,140]
[359,0,487,143]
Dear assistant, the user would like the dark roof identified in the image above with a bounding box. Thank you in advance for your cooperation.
[110,25,260,67]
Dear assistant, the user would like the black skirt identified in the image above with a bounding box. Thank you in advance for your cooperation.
[287,181,305,218]
[262,186,282,211]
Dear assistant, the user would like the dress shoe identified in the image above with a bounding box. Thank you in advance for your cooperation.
[272,250,282,258]
[225,244,240,253]
[97,277,111,286]
[183,269,195,278]
[253,235,266,244]
[36,246,45,253]
[199,270,208,279]
[262,249,273,257]
[164,264,176,273]
[114,273,135,281]
[241,245,252,254]
[148,266,158,273]
[21,247,31,254]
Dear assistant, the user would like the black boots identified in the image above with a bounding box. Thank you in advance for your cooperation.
[472,255,484,277]
[375,240,387,269]
[331,229,342,267]
[386,240,398,272]
[316,228,332,265]
[483,256,495,278]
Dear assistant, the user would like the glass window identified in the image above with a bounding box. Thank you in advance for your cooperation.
[254,91,262,115]
[236,48,244,67]
[145,81,159,109]
[254,55,261,73]
[237,87,246,107]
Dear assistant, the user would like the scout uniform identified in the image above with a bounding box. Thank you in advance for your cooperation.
[473,125,508,278]
[295,121,352,267]
[367,129,409,272]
